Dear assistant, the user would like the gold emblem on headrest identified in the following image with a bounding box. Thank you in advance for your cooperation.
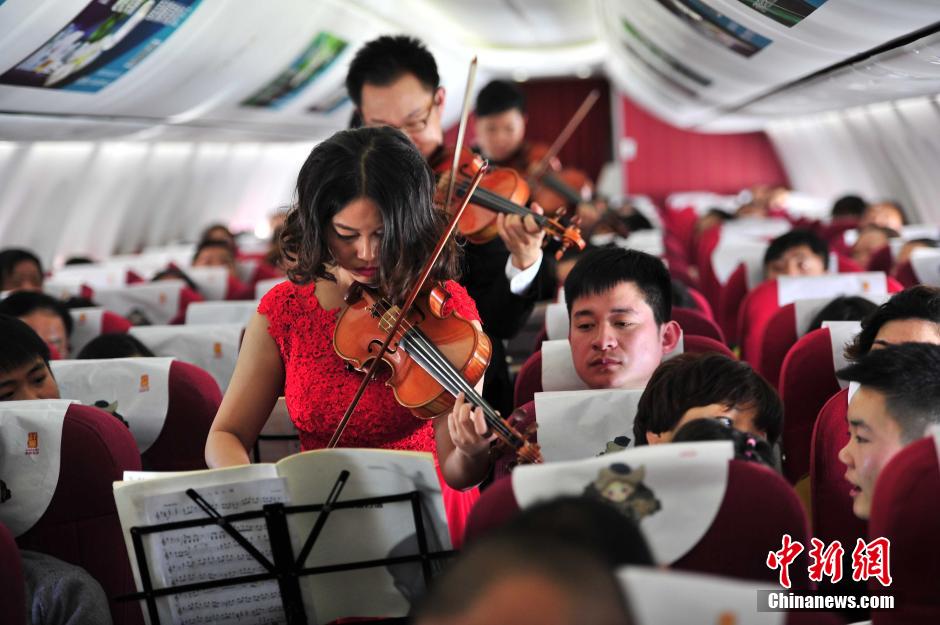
[716,612,736,625]
[26,432,39,455]
[139,374,150,392]
[214,342,223,358]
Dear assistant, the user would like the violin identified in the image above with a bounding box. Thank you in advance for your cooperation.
[328,58,542,466]
[333,283,542,463]
[523,142,595,217]
[432,145,585,258]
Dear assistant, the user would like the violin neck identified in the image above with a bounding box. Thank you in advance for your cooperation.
[467,186,549,228]
[540,173,585,206]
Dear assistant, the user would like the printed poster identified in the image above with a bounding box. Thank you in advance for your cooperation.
[308,85,350,114]
[656,0,772,57]
[0,0,202,92]
[735,0,829,27]
[242,31,347,110]
[621,18,712,88]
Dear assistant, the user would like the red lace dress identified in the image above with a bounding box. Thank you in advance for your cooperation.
[259,279,481,546]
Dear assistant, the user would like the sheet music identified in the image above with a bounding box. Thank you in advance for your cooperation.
[142,478,290,625]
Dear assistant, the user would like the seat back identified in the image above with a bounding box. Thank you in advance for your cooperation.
[16,404,143,625]
[70,308,133,355]
[685,286,714,320]
[185,300,258,325]
[779,328,840,484]
[869,436,940,624]
[810,389,866,550]
[683,334,734,358]
[130,324,243,392]
[91,282,184,326]
[145,360,221,471]
[0,522,25,625]
[467,459,810,589]
[717,263,748,346]
[673,307,724,343]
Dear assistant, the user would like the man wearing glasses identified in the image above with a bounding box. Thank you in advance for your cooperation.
[346,35,554,418]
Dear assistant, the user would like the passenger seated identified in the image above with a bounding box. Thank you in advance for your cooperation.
[192,240,238,275]
[806,295,879,333]
[633,353,782,446]
[844,286,940,360]
[198,223,237,254]
[830,194,866,222]
[837,342,940,519]
[484,247,681,478]
[851,224,898,269]
[859,200,906,231]
[0,315,59,401]
[0,315,112,624]
[491,496,655,568]
[77,333,155,359]
[0,248,43,293]
[413,532,631,625]
[763,229,829,281]
[894,237,939,270]
[671,418,776,469]
[0,292,72,358]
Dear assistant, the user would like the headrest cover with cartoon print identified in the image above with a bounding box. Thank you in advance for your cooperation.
[512,441,733,565]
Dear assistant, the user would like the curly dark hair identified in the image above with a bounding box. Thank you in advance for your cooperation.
[279,126,460,303]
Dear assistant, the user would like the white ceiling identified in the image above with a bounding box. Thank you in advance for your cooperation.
[0,0,937,140]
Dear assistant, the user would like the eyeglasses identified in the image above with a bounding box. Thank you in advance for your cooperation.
[362,96,437,134]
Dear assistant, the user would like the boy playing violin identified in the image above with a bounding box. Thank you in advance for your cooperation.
[346,35,556,418]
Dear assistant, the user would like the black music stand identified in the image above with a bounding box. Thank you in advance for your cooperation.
[118,471,454,624]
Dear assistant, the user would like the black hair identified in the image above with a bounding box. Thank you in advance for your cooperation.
[280,126,460,302]
[763,229,830,272]
[63,256,95,266]
[501,496,654,568]
[564,246,672,325]
[152,267,199,293]
[831,194,867,219]
[0,248,43,290]
[77,334,156,360]
[192,240,235,264]
[634,352,783,446]
[199,223,236,249]
[807,296,879,333]
[345,35,440,107]
[0,314,51,373]
[845,286,940,360]
[475,79,526,117]
[670,278,699,311]
[414,532,630,625]
[837,342,940,443]
[0,291,73,337]
[672,418,776,469]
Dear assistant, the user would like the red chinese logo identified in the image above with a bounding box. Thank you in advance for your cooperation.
[768,536,892,587]
[767,533,804,588]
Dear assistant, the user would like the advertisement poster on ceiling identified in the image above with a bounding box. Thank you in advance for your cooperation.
[656,0,772,57]
[0,0,203,92]
[241,32,348,110]
[621,18,713,89]
[734,0,829,28]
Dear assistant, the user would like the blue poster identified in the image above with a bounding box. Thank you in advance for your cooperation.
[0,0,202,92]
[242,32,347,110]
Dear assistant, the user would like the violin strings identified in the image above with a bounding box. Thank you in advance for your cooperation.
[369,299,520,443]
[456,181,549,227]
[541,173,583,205]
[401,328,518,442]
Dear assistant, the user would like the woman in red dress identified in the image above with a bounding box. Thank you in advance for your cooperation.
[205,127,493,544]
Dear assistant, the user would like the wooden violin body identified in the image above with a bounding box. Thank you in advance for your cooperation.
[333,284,491,419]
[433,147,530,244]
[432,144,585,257]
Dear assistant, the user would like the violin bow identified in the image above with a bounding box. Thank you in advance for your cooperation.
[328,56,484,449]
[526,88,600,187]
